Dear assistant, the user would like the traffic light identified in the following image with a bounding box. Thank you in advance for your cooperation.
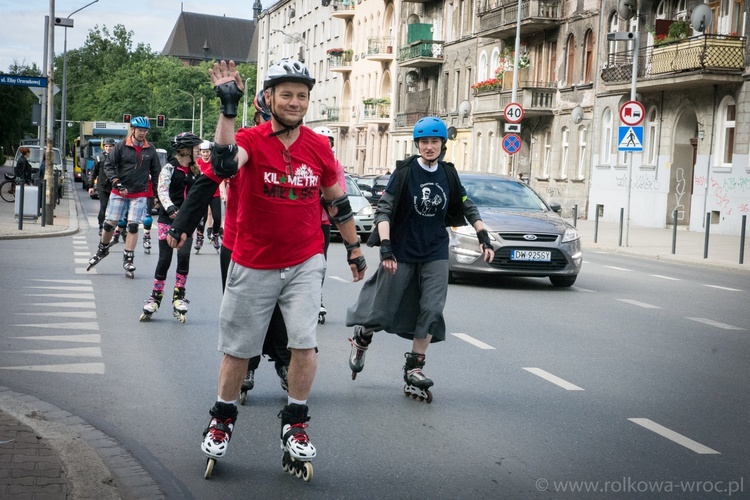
[123,113,132,123]
[157,114,166,127]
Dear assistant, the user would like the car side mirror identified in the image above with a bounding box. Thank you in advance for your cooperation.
[361,190,372,199]
[549,202,562,213]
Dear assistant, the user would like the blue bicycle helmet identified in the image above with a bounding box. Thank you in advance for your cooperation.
[413,116,447,141]
[130,116,150,129]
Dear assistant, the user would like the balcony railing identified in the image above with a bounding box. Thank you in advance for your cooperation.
[477,0,560,38]
[399,41,445,68]
[327,106,352,125]
[366,37,396,61]
[395,111,434,127]
[331,0,355,18]
[329,52,353,71]
[601,34,746,85]
[363,100,391,120]
[473,83,555,117]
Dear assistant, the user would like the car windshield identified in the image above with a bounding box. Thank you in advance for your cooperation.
[345,175,364,196]
[25,147,62,167]
[462,178,548,211]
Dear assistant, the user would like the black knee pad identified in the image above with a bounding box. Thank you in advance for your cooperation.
[127,222,139,234]
[102,222,116,232]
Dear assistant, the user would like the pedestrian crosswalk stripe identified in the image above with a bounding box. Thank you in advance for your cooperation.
[13,322,99,330]
[15,311,97,319]
[25,286,94,292]
[28,302,95,309]
[29,279,92,284]
[24,293,95,300]
[12,347,102,357]
[0,363,105,374]
[15,334,101,343]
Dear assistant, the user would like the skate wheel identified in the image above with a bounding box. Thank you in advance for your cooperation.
[318,314,325,324]
[139,313,150,322]
[239,391,247,405]
[295,465,303,478]
[302,461,313,482]
[179,314,186,323]
[425,390,433,404]
[351,371,357,380]
[204,457,215,479]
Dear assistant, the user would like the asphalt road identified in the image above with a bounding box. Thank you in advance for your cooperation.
[0,189,747,498]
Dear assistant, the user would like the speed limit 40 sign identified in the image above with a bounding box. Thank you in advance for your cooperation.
[504,102,525,124]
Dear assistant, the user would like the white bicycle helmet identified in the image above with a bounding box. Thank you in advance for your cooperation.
[199,141,211,151]
[313,126,335,139]
[263,59,315,91]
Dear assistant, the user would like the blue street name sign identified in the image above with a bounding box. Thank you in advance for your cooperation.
[0,74,48,88]
[618,126,644,152]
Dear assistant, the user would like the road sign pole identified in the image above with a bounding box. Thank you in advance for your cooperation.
[625,30,640,247]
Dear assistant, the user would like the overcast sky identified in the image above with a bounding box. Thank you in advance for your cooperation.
[0,1,266,73]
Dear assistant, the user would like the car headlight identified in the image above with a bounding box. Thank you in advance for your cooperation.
[357,205,374,217]
[451,225,496,240]
[562,226,580,243]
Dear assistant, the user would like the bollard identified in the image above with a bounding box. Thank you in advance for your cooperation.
[740,215,746,265]
[594,207,599,243]
[573,204,578,227]
[40,179,46,228]
[671,208,678,254]
[703,212,710,259]
[17,182,24,230]
[618,208,624,247]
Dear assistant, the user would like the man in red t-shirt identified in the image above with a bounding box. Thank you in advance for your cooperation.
[186,59,366,479]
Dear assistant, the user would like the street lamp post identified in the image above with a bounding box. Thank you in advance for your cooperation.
[242,77,253,128]
[61,0,99,161]
[176,89,196,134]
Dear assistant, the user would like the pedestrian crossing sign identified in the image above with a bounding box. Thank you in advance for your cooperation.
[618,126,643,152]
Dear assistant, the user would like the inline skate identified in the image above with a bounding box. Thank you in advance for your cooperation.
[318,304,326,324]
[110,228,121,246]
[239,369,254,405]
[123,250,136,279]
[194,233,204,254]
[277,364,289,392]
[172,287,189,323]
[201,402,238,479]
[142,231,151,254]
[86,242,110,271]
[139,290,163,322]
[403,352,433,403]
[348,326,372,380]
[279,404,315,482]
[211,231,221,253]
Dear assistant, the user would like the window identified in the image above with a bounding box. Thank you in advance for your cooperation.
[490,47,500,76]
[565,35,576,86]
[488,131,495,173]
[717,96,736,165]
[577,126,587,179]
[646,107,659,165]
[542,130,551,178]
[601,108,613,165]
[454,69,461,110]
[560,127,569,178]
[583,30,594,83]
[547,41,557,84]
[476,132,483,172]
[607,12,619,65]
[478,52,488,81]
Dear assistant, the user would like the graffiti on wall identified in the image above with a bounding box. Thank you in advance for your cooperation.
[694,175,750,216]
[615,173,659,190]
[673,168,687,221]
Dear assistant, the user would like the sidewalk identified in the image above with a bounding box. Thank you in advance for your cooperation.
[0,173,748,498]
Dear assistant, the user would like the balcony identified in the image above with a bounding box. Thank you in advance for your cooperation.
[326,106,352,128]
[395,111,434,128]
[366,37,396,63]
[477,0,560,39]
[600,34,746,92]
[330,0,355,19]
[363,99,391,125]
[399,40,445,68]
[329,51,353,73]
[472,82,555,120]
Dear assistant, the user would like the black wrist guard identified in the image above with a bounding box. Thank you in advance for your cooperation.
[166,205,177,217]
[345,240,367,272]
[114,181,124,191]
[167,226,183,241]
[212,144,239,178]
[214,81,244,118]
[477,229,493,251]
[380,239,395,262]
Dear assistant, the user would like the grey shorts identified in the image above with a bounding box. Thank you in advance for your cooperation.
[218,254,326,358]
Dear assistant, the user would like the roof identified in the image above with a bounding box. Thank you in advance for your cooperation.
[161,11,257,64]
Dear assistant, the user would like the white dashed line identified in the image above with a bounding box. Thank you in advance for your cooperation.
[628,418,720,454]
[604,266,630,272]
[686,318,746,331]
[571,286,595,292]
[0,363,106,374]
[703,284,742,292]
[328,276,351,283]
[451,333,495,350]
[522,368,584,391]
[617,299,662,309]
[649,274,680,281]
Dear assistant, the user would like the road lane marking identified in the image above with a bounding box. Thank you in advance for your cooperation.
[12,347,102,357]
[0,363,105,374]
[329,276,351,283]
[74,252,90,256]
[604,266,630,271]
[29,302,95,309]
[25,286,94,292]
[24,293,95,300]
[522,368,584,391]
[628,418,720,454]
[703,285,742,292]
[686,318,746,331]
[451,333,495,350]
[13,322,100,330]
[30,279,92,284]
[15,311,97,319]
[650,274,680,281]
[572,286,595,292]
[15,334,101,343]
[617,299,662,309]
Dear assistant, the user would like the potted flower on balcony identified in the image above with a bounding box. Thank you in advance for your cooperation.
[471,76,503,95]
[326,47,345,56]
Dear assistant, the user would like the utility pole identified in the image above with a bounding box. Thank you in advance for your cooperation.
[44,2,55,225]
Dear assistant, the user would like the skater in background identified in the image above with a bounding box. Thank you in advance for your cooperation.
[346,116,494,402]
[86,116,161,277]
[168,93,291,399]
[312,125,346,323]
[88,138,116,235]
[195,142,224,252]
[11,147,33,195]
[140,132,202,322]
[179,59,366,479]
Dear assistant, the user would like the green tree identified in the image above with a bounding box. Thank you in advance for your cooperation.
[0,61,42,163]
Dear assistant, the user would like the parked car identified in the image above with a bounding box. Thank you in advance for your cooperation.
[156,148,168,167]
[354,175,378,195]
[330,174,375,241]
[14,145,64,199]
[448,173,582,287]
[368,174,391,206]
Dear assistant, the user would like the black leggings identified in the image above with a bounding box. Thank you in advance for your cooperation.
[199,196,222,234]
[154,233,192,281]
[96,190,110,228]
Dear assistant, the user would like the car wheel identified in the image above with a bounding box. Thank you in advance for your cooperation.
[549,275,577,287]
[448,271,458,284]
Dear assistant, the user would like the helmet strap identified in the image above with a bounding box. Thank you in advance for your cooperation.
[269,112,303,137]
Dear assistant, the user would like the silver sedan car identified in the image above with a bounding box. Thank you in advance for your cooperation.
[449,174,582,287]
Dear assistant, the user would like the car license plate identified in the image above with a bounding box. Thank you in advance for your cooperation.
[511,250,551,261]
